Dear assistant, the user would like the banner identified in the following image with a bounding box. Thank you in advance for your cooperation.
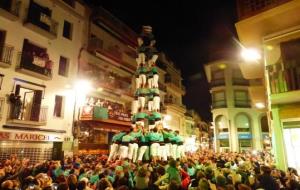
[0,131,62,142]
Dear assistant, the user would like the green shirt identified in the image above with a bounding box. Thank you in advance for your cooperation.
[151,88,160,95]
[152,112,162,120]
[167,166,181,184]
[136,112,148,119]
[151,67,158,74]
[147,132,163,142]
[130,130,142,139]
[122,134,135,142]
[138,66,147,74]
[112,132,126,143]
[140,134,149,143]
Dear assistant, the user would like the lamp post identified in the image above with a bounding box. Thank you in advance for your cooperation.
[72,80,92,154]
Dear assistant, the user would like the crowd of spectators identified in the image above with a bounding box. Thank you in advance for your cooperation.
[0,150,299,190]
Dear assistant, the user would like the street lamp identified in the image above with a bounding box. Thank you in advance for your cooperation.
[72,79,92,154]
[241,48,261,62]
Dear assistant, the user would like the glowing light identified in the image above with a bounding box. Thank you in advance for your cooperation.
[241,48,261,62]
[252,150,258,155]
[97,87,103,92]
[218,64,227,69]
[255,102,265,109]
[164,115,172,121]
[74,80,92,94]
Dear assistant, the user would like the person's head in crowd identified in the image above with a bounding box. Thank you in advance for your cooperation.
[198,178,210,190]
[57,183,69,190]
[97,178,112,190]
[168,180,180,190]
[116,185,129,190]
[216,175,227,188]
[1,180,14,190]
[260,165,272,175]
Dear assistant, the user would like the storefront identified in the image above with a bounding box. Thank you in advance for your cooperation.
[238,133,252,152]
[218,133,230,152]
[79,101,131,155]
[0,131,64,163]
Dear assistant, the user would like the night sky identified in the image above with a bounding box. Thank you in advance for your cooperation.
[84,0,238,121]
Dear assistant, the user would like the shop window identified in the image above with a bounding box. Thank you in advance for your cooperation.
[239,139,252,147]
[53,95,64,118]
[58,56,69,77]
[235,113,251,132]
[63,20,73,40]
[215,115,229,133]
[219,139,229,147]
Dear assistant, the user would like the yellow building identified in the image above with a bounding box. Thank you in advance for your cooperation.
[235,0,300,171]
[205,60,269,152]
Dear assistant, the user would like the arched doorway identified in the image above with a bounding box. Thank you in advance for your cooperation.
[215,115,230,152]
[235,113,252,152]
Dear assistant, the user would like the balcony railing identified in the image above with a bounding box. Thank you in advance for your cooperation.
[232,78,250,86]
[212,100,227,109]
[210,79,225,88]
[267,62,300,94]
[237,0,292,20]
[88,38,123,63]
[234,100,251,108]
[16,52,53,80]
[80,105,131,122]
[8,106,48,126]
[0,44,14,67]
[24,2,58,39]
[0,0,21,21]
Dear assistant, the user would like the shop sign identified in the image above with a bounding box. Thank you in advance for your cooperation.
[238,133,252,139]
[218,133,229,139]
[0,131,62,142]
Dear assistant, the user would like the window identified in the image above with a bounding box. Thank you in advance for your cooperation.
[261,115,269,132]
[234,90,250,107]
[63,20,72,40]
[235,113,251,132]
[215,115,229,133]
[58,56,69,77]
[232,69,249,85]
[211,69,225,86]
[62,0,75,7]
[212,91,226,108]
[53,95,64,118]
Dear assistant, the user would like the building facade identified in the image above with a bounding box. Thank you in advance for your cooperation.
[0,0,86,161]
[235,0,300,172]
[205,60,269,152]
[159,53,187,135]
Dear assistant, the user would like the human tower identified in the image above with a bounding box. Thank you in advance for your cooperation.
[107,26,184,163]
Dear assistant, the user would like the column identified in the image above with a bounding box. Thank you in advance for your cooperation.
[271,106,287,171]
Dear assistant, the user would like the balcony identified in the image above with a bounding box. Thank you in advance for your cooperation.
[0,0,20,21]
[267,62,300,104]
[80,105,131,122]
[210,79,225,88]
[232,78,250,86]
[88,38,123,63]
[212,100,227,109]
[234,100,251,108]
[7,106,48,126]
[237,0,292,20]
[164,98,187,112]
[24,2,58,40]
[0,44,14,68]
[16,52,53,80]
[165,78,186,94]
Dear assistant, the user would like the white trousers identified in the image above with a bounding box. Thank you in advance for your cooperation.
[153,74,159,88]
[165,143,172,157]
[171,144,178,159]
[138,96,146,109]
[148,100,153,112]
[137,145,148,161]
[158,145,168,161]
[153,96,160,111]
[138,53,145,64]
[119,145,128,159]
[177,145,185,159]
[150,143,160,157]
[108,143,119,161]
[132,100,139,114]
[148,77,153,88]
[139,74,146,87]
[128,143,139,162]
[135,77,141,89]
